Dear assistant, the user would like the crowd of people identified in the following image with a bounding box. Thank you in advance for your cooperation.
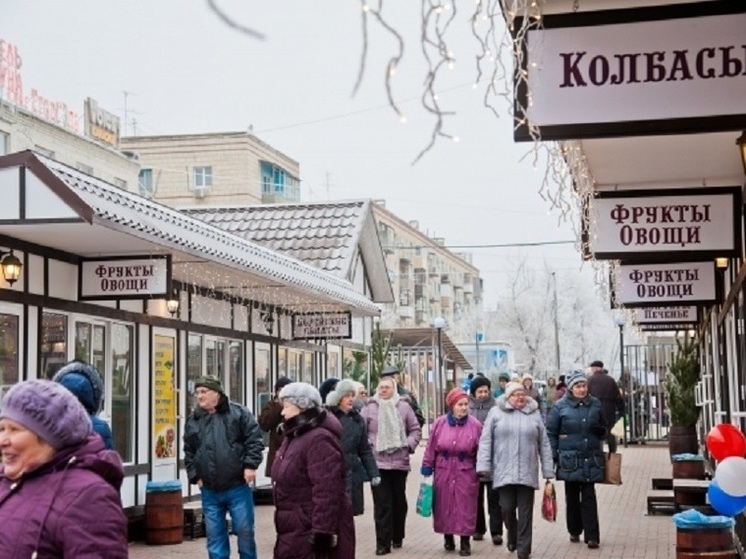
[0,357,621,558]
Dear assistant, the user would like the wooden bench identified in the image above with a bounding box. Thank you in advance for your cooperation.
[673,478,709,510]
[651,477,673,490]
[647,490,676,515]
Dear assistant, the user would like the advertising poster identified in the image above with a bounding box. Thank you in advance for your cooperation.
[153,335,176,460]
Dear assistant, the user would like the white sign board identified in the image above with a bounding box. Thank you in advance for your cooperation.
[616,261,716,307]
[292,312,352,340]
[590,187,739,260]
[634,306,698,324]
[79,256,170,300]
[514,3,746,140]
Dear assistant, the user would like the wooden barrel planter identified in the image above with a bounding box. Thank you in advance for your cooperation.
[676,527,734,559]
[672,460,706,480]
[669,426,699,458]
[145,480,184,545]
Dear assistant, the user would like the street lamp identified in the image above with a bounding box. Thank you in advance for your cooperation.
[433,316,447,416]
[614,313,627,447]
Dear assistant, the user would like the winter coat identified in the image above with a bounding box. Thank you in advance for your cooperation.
[587,370,624,427]
[361,397,422,471]
[0,434,127,558]
[468,393,496,424]
[329,406,379,515]
[183,395,264,490]
[545,393,606,483]
[477,395,554,490]
[258,398,284,477]
[271,407,355,559]
[422,413,482,536]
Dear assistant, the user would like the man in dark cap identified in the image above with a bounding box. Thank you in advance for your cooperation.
[381,365,425,427]
[184,375,264,559]
[258,376,293,477]
[587,361,624,452]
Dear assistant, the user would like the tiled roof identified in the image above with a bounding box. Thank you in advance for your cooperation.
[22,152,379,315]
[183,202,367,276]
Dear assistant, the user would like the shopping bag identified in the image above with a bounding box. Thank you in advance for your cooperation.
[603,452,623,485]
[541,480,557,522]
[610,417,625,440]
[416,478,433,517]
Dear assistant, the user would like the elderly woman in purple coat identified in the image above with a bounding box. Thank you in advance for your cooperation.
[272,382,355,559]
[421,388,483,557]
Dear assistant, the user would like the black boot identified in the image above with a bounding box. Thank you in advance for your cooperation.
[459,536,471,556]
[444,534,456,551]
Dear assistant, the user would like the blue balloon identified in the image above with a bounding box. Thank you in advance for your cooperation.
[708,480,746,516]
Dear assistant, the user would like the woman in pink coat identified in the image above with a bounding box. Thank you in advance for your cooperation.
[421,388,483,557]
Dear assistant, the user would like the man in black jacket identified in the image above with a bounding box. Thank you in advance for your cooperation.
[184,375,264,559]
[587,361,625,452]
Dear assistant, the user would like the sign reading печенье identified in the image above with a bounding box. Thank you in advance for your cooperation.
[293,312,352,340]
[589,187,740,262]
[616,261,716,308]
[634,306,698,325]
[79,255,171,300]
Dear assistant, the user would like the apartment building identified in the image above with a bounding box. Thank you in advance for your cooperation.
[119,131,300,205]
[372,201,482,329]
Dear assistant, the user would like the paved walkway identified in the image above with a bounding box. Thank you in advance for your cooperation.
[129,442,676,558]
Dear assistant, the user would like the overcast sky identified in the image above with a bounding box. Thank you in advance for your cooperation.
[2,1,598,312]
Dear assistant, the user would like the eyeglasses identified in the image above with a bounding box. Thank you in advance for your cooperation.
[509,392,527,398]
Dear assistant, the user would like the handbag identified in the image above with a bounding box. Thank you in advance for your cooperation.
[610,417,625,440]
[603,452,623,485]
[416,477,433,517]
[541,480,557,522]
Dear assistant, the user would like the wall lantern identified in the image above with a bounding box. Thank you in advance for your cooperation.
[261,310,275,335]
[737,131,746,175]
[0,249,22,286]
[166,290,180,316]
[715,257,730,271]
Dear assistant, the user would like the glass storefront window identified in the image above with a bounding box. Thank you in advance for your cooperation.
[255,344,270,415]
[111,323,133,462]
[229,341,244,405]
[186,334,203,412]
[0,313,19,397]
[41,312,68,379]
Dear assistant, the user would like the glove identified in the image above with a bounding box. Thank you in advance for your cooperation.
[310,533,337,552]
[420,466,433,477]
[371,476,381,487]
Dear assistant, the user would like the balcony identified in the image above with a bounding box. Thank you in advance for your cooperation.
[399,305,415,319]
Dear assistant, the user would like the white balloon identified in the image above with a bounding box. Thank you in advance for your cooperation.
[714,457,746,497]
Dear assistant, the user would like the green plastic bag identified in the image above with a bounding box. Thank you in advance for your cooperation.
[416,478,433,517]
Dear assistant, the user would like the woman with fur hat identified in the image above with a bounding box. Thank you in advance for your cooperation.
[422,388,483,556]
[467,376,504,546]
[545,372,606,550]
[52,360,115,450]
[477,382,555,559]
[325,379,380,516]
[361,376,422,555]
[0,379,128,557]
[272,382,355,559]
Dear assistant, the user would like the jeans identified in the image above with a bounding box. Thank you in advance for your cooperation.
[201,484,257,559]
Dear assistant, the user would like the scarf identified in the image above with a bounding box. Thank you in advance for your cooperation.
[373,392,407,453]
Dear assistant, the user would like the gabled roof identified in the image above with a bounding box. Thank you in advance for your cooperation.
[182,201,394,304]
[0,151,380,316]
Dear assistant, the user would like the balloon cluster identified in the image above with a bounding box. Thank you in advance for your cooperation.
[707,424,746,516]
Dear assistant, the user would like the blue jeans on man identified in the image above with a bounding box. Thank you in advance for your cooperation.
[201,484,257,559]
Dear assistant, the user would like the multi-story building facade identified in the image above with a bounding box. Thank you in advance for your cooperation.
[372,201,483,330]
[119,131,300,205]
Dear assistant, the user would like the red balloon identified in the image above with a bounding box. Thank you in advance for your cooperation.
[707,424,746,462]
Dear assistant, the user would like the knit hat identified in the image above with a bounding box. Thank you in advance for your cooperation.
[0,379,92,449]
[274,376,292,392]
[445,388,469,409]
[381,365,400,377]
[52,360,104,414]
[522,373,533,382]
[326,379,358,407]
[504,381,526,399]
[279,382,322,410]
[498,372,510,381]
[590,360,604,368]
[469,375,491,396]
[318,377,339,404]
[194,375,224,394]
[567,371,588,390]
